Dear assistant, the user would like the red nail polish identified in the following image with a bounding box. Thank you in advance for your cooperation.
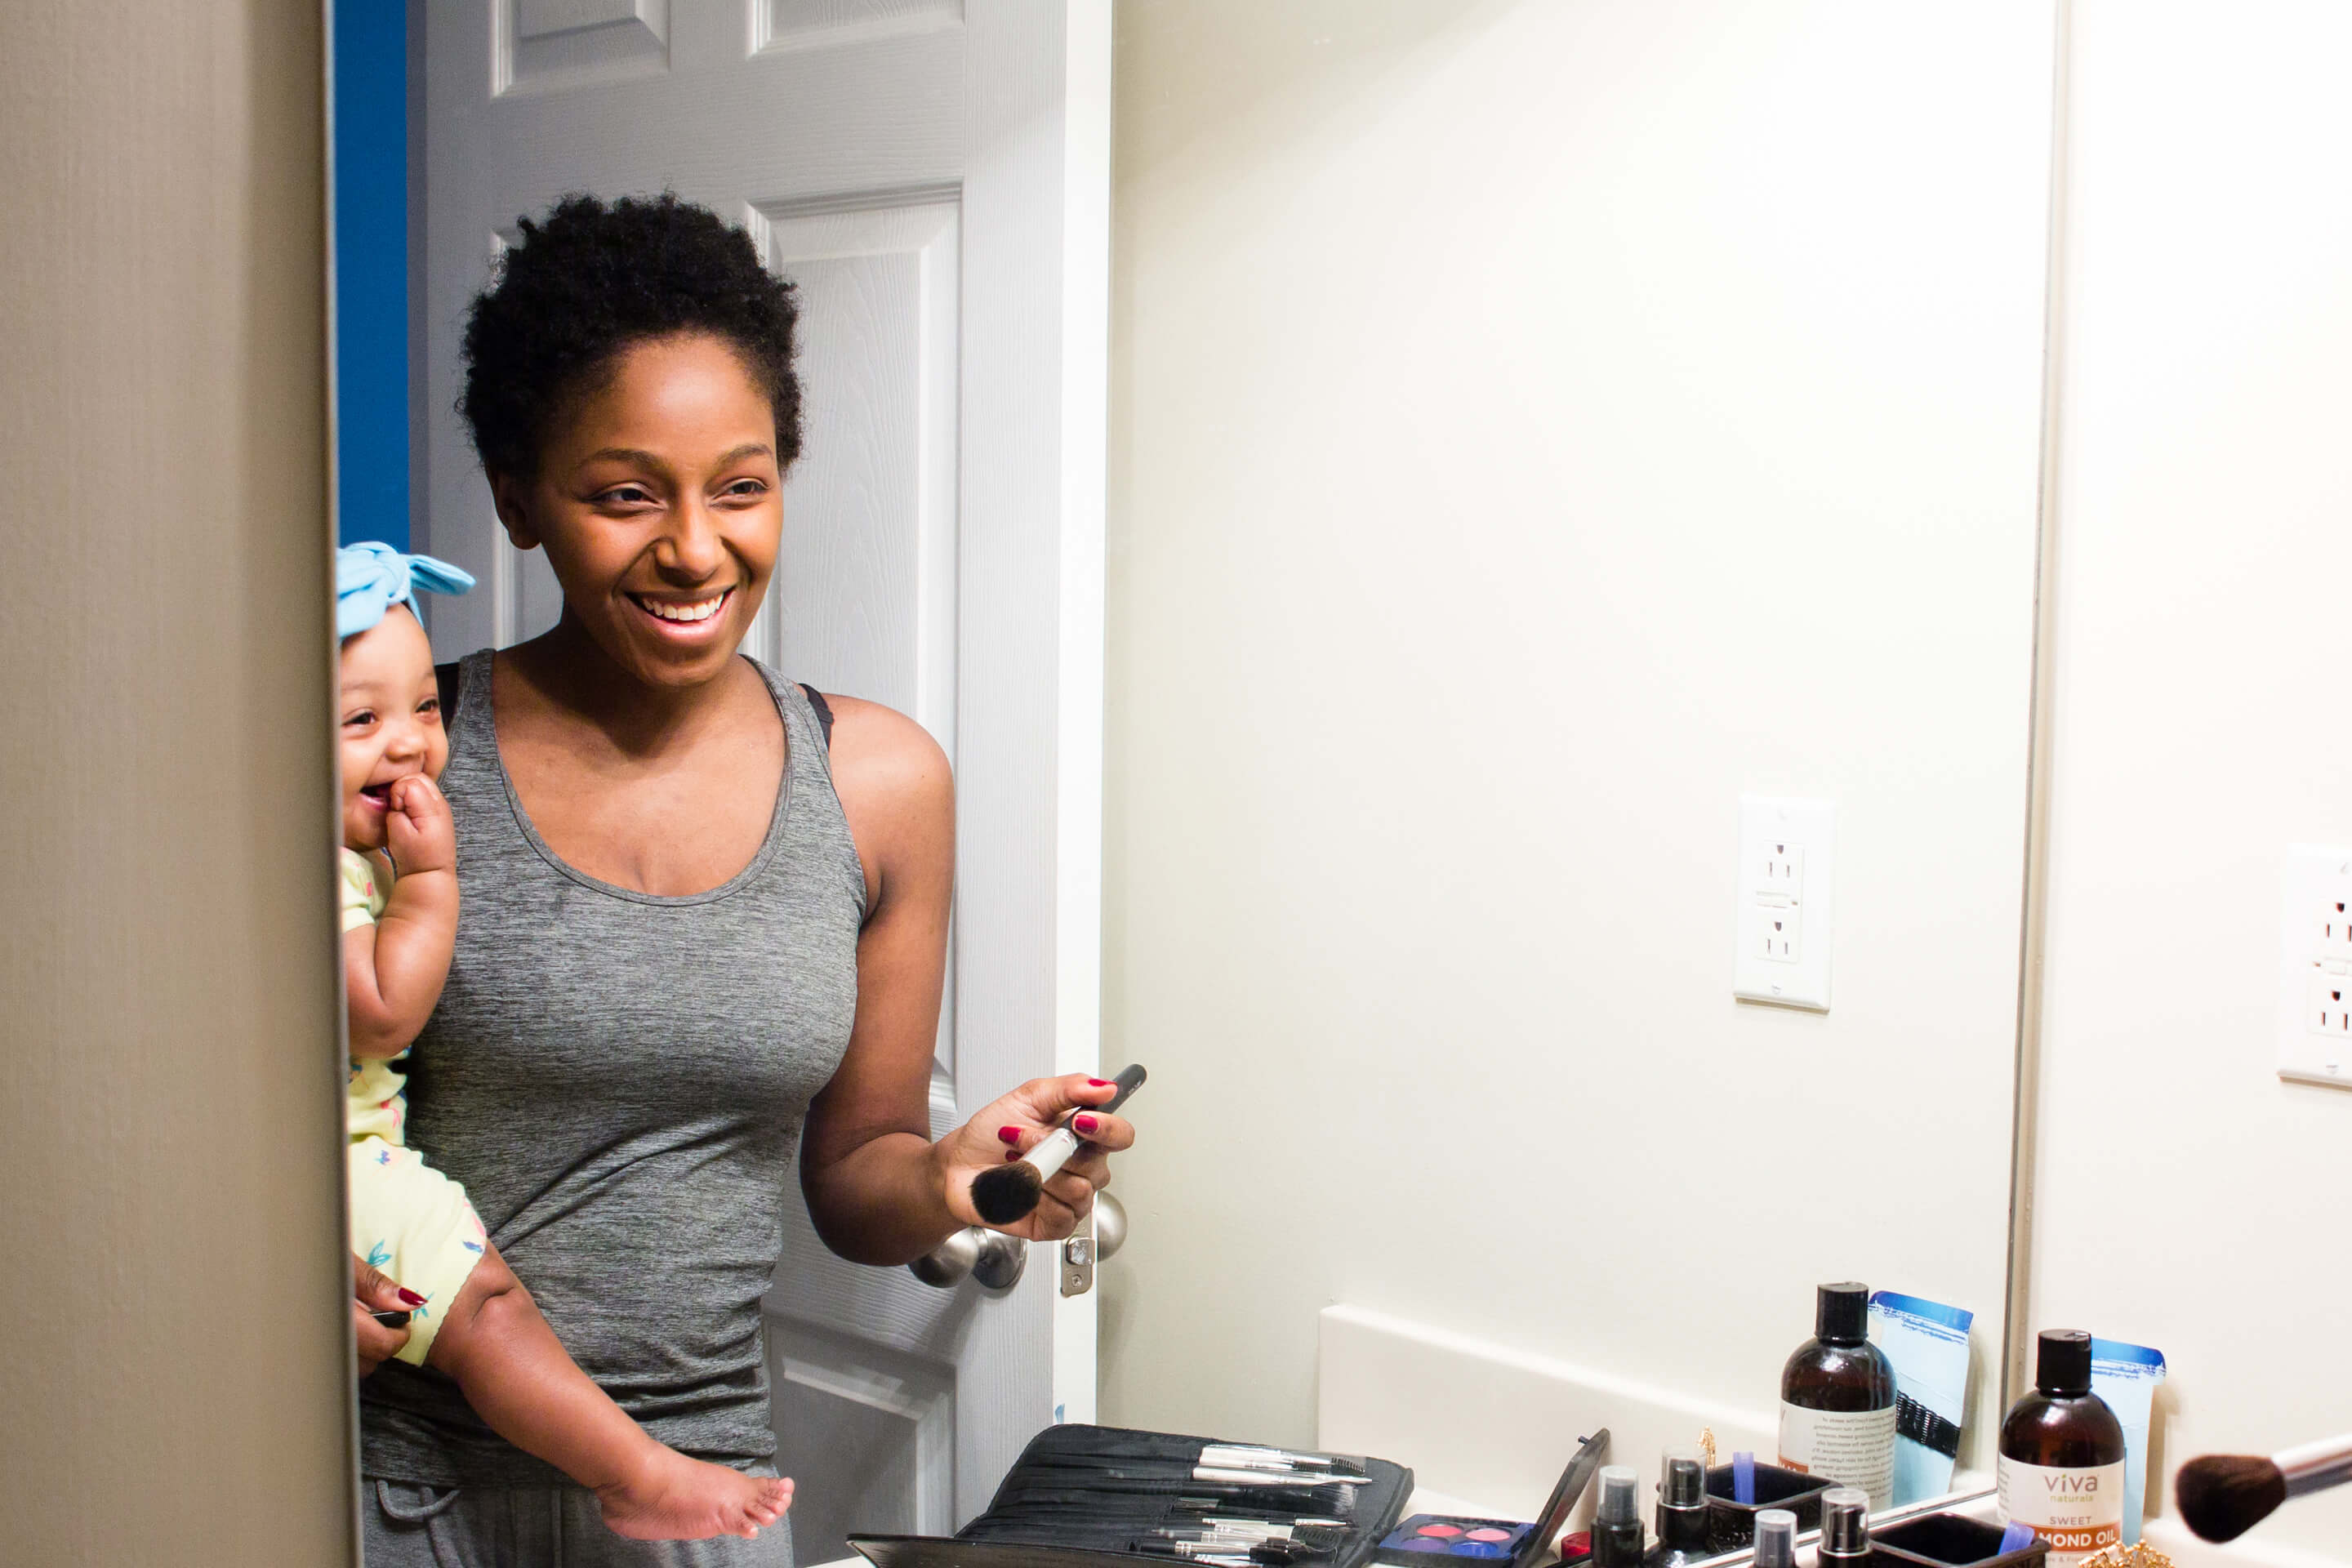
[397,1288,425,1306]
[1089,1078,1111,1087]
[1074,1115,1098,1136]
[1004,1149,1022,1161]
[997,1125,1022,1145]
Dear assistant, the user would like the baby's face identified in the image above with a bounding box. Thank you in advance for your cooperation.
[337,604,448,852]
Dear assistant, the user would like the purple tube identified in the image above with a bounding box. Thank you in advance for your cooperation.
[1733,1451,1755,1506]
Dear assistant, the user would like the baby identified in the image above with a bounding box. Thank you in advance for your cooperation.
[336,542,793,1541]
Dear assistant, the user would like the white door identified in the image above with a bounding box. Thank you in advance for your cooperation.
[417,2,1110,1558]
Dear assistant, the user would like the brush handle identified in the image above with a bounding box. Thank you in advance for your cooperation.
[1030,1063,1149,1183]
[2274,1432,2352,1496]
[1027,1125,1084,1183]
[1199,1445,1368,1478]
[1094,1062,1147,1114]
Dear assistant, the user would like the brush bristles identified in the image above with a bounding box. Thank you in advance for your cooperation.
[971,1161,1045,1225]
[2176,1454,2287,1543]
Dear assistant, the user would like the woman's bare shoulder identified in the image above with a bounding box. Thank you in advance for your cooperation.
[814,694,951,871]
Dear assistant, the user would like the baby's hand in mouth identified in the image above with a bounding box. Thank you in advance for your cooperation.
[384,774,456,873]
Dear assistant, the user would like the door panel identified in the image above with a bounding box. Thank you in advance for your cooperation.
[755,0,962,54]
[742,194,960,758]
[500,0,672,95]
[422,2,1107,1557]
[767,1317,956,1552]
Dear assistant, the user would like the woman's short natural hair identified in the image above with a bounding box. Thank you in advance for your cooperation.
[459,192,802,481]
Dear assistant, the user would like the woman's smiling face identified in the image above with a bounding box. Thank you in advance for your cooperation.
[494,332,783,689]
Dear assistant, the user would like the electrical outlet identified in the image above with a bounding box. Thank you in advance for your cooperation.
[2310,971,2352,1036]
[1756,842,1804,899]
[2279,845,2352,1089]
[2319,896,2352,960]
[1733,796,1834,1010]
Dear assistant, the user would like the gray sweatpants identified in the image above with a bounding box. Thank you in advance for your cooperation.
[362,1477,796,1567]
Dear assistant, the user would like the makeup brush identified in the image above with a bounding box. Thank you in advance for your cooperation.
[1134,1550,1258,1568]
[1156,1521,1350,1552]
[1060,1461,1356,1494]
[1137,1536,1331,1564]
[1176,1516,1351,1541]
[996,1478,1359,1517]
[1197,1444,1370,1480]
[2176,1432,2352,1542]
[1174,1510,1350,1528]
[1004,1468,1356,1504]
[971,1064,1147,1225]
[1153,1516,1349,1557]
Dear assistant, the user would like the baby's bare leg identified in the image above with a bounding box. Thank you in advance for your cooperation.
[427,1247,794,1541]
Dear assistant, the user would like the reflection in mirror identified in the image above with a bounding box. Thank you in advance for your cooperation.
[1095,0,2057,1551]
[327,2,2066,1565]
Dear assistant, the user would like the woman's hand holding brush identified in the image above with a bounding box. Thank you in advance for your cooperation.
[933,1069,1143,1241]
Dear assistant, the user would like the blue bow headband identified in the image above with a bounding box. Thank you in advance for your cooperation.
[336,541,475,639]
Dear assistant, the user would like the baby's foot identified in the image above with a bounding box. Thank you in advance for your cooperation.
[597,1446,794,1541]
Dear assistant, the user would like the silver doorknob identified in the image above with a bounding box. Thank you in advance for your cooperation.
[1094,1191,1128,1261]
[908,1227,1028,1291]
[971,1229,1027,1290]
[907,1227,980,1287]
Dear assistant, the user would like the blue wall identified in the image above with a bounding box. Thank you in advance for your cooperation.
[332,0,409,549]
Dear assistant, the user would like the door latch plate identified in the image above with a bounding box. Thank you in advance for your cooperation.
[1059,1233,1094,1297]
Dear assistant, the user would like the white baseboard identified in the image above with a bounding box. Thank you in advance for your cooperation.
[1316,1303,1779,1527]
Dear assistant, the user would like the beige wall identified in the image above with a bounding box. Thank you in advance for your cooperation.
[0,3,354,1562]
[1100,0,2056,1475]
[2027,2,2352,1555]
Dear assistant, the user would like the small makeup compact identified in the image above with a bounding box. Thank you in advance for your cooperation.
[1378,1517,1535,1558]
[1373,1431,1610,1567]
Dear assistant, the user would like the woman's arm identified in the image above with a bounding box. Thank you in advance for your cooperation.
[798,697,1134,1263]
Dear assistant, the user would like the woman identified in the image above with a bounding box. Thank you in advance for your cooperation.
[352,194,1134,1566]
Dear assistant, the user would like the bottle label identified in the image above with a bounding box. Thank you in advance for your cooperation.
[1997,1456,2124,1567]
[1778,1401,1896,1512]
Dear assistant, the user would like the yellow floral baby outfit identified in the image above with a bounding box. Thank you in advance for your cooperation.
[342,846,485,1363]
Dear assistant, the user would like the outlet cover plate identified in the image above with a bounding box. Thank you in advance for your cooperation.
[1734,795,1835,1011]
[2279,844,2352,1090]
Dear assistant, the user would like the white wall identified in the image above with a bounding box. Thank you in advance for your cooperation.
[1100,0,2057,1480]
[2028,2,2352,1556]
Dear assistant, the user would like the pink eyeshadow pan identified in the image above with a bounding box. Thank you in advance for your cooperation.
[1416,1524,1464,1539]
[1465,1528,1513,1543]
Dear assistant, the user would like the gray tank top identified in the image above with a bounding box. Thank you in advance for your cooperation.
[360,651,866,1487]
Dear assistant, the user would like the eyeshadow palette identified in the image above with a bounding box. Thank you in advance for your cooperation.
[1372,1430,1611,1568]
[1374,1514,1537,1560]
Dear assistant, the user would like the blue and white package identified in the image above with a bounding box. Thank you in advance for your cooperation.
[2089,1338,2166,1546]
[1869,1291,1976,1506]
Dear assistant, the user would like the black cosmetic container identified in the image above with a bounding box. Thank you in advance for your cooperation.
[1871,1512,2051,1568]
[1702,1461,1831,1552]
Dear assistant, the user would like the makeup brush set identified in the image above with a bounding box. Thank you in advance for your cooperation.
[851,1424,1415,1568]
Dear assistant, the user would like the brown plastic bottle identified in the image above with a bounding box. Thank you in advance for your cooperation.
[1778,1283,1896,1512]
[1997,1330,2126,1568]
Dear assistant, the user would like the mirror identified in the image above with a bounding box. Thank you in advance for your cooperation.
[331,2,2056,1561]
[1095,2,2053,1544]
